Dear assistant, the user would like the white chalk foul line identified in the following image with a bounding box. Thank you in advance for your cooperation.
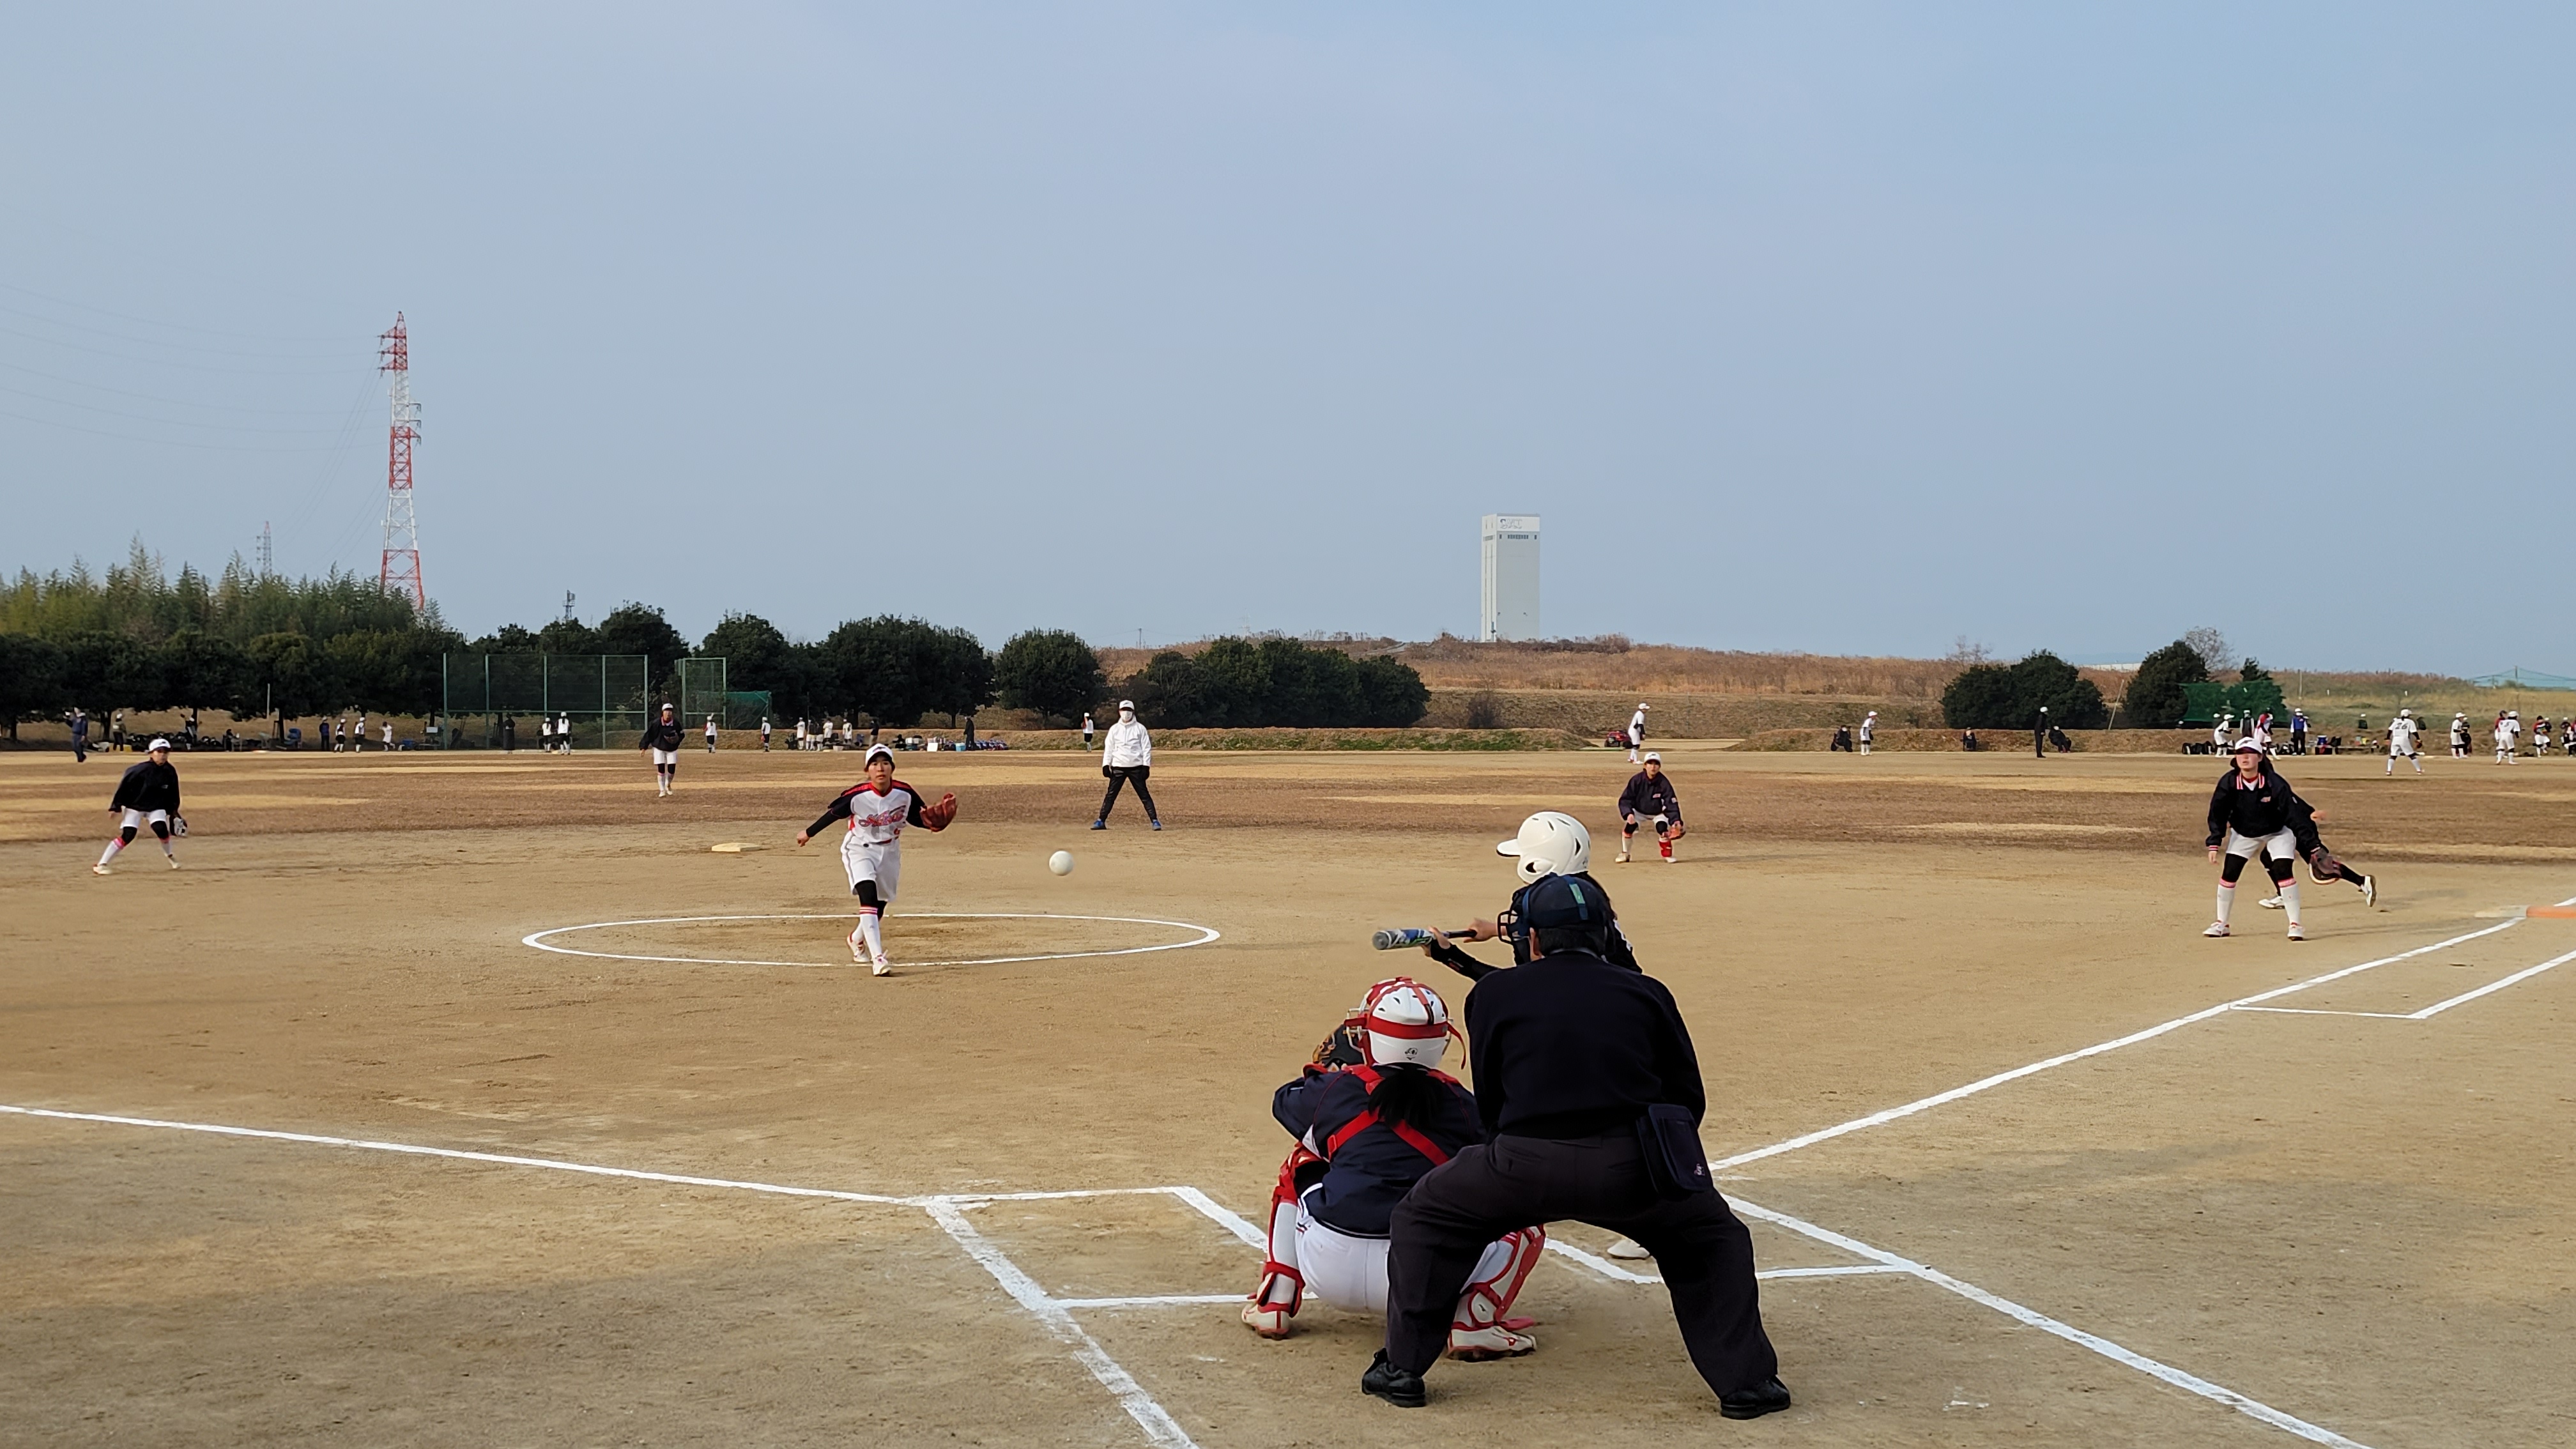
[3,1103,2370,1446]
[520,912,1221,970]
[1713,910,2558,1173]
[1727,1195,2372,1449]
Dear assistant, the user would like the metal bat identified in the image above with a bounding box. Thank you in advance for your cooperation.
[1371,927,1478,951]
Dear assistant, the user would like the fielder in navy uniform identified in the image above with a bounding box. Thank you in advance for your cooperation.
[1616,753,1685,864]
[1244,977,1544,1360]
[96,739,183,874]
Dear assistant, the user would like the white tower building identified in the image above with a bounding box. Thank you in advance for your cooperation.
[1480,514,1540,641]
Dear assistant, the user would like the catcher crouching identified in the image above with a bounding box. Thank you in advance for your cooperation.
[1245,977,1545,1360]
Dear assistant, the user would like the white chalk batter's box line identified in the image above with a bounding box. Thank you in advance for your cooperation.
[2,1105,2372,1449]
[2227,944,2576,1020]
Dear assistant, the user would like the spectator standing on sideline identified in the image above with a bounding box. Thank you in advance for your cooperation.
[1094,700,1162,830]
[111,711,126,753]
[2290,710,2308,756]
[2035,706,2050,758]
[1367,875,1789,1419]
[69,709,89,763]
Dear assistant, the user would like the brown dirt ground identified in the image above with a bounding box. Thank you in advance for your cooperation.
[4,744,2573,1447]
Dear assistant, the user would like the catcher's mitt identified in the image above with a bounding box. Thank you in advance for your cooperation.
[1309,1011,1370,1071]
[919,792,958,831]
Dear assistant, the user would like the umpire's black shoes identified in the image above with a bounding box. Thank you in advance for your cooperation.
[1361,1350,1427,1408]
[1719,1376,1793,1420]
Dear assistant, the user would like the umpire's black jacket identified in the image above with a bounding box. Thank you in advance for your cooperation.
[1462,947,1704,1140]
[109,759,181,814]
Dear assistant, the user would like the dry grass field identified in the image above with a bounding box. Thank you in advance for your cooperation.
[5,743,2573,1447]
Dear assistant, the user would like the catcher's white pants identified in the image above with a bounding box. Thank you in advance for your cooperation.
[841,838,901,900]
[1287,1199,1523,1318]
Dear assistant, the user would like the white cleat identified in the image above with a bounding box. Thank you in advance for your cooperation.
[2286,923,2306,942]
[1605,1236,1651,1261]
[847,931,869,965]
[871,953,893,977]
[2202,921,2230,938]
[2362,875,2377,907]
[1241,1300,1292,1339]
[168,857,180,870]
[1614,850,1630,864]
[1446,1324,1538,1360]
[91,864,112,876]
[2258,896,2283,909]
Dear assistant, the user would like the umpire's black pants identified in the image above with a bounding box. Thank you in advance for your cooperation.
[1098,765,1158,822]
[1386,1132,1778,1395]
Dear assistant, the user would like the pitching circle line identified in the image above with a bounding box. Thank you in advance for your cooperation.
[520,912,1223,970]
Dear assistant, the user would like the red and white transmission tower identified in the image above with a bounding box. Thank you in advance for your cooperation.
[378,313,425,611]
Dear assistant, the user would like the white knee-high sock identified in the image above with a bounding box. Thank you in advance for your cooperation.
[97,836,125,868]
[858,908,884,958]
[2278,879,2301,928]
[2215,880,2235,925]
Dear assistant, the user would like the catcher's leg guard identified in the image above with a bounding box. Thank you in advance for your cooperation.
[1447,1225,1544,1360]
[1244,1147,1315,1338]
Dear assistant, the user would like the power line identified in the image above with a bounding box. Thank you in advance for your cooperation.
[0,300,360,359]
[0,280,357,344]
[0,404,353,452]
[0,358,359,415]
[0,323,371,376]
[0,381,357,434]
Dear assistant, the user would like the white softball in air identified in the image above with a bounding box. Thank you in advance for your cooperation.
[1048,850,1075,876]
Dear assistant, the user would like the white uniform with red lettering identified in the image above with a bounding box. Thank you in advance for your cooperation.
[838,780,921,903]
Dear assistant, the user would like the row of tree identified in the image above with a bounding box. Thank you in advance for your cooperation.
[0,548,1433,737]
[1940,636,2282,732]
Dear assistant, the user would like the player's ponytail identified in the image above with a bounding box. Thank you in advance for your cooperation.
[1364,1064,1450,1131]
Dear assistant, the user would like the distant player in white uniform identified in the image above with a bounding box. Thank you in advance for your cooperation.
[2384,709,2422,775]
[704,715,719,753]
[1857,710,1876,755]
[2494,711,2518,764]
[795,744,955,976]
[1627,702,1649,763]
[2450,712,2471,758]
[760,717,772,751]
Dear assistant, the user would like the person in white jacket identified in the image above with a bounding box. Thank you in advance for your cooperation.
[1094,700,1162,830]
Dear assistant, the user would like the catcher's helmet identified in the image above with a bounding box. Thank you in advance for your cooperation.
[1360,977,1454,1069]
[1497,811,1591,884]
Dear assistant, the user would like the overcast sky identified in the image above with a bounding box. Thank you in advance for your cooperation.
[4,4,2570,673]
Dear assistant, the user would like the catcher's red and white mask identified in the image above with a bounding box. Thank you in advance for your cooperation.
[1361,976,1455,1069]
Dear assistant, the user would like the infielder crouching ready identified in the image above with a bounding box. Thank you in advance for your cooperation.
[794,744,955,976]
[1244,977,1545,1360]
[2204,739,2306,940]
[1616,753,1685,863]
[95,738,184,874]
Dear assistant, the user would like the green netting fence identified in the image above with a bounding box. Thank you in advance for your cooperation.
[439,654,650,750]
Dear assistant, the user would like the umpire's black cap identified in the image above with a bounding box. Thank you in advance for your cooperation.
[1522,873,1613,930]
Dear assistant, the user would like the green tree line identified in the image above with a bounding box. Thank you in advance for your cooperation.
[0,546,1432,740]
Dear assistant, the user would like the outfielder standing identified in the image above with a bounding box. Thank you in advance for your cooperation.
[705,714,719,753]
[794,743,954,976]
[95,739,182,874]
[1857,710,1876,755]
[1094,700,1161,830]
[1616,753,1685,864]
[1626,702,1649,763]
[640,703,687,796]
[2204,739,2307,941]
[2385,709,2423,776]
[2451,712,2471,758]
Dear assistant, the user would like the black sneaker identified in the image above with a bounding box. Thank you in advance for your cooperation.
[1719,1376,1792,1420]
[1361,1350,1427,1408]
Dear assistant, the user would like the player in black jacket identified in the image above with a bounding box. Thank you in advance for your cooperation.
[2203,739,2306,940]
[638,704,688,797]
[1616,753,1685,863]
[95,739,182,874]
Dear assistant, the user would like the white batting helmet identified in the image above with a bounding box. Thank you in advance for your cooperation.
[1496,811,1591,884]
[1360,977,1454,1069]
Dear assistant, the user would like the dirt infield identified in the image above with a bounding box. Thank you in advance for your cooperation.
[5,746,2572,1446]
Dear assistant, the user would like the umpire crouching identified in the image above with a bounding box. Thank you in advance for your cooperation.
[1367,874,1790,1419]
